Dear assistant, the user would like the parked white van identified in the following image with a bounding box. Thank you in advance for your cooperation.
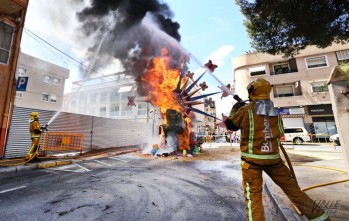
[282,127,311,144]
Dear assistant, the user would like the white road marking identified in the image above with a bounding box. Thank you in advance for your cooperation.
[94,160,112,166]
[73,162,91,172]
[0,186,26,194]
[47,168,86,173]
[108,156,129,162]
[45,163,89,173]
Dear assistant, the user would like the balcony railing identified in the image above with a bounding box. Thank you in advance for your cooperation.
[274,92,303,98]
[270,69,298,75]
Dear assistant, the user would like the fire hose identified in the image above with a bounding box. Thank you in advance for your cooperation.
[279,143,349,216]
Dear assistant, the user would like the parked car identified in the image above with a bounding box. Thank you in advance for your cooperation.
[283,127,311,145]
[312,127,337,143]
[329,134,341,146]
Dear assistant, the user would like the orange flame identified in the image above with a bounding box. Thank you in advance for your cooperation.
[141,48,184,119]
[141,48,192,150]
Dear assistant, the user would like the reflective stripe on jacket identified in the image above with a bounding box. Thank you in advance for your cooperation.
[226,101,284,165]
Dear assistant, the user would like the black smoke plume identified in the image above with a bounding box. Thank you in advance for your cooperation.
[77,0,185,95]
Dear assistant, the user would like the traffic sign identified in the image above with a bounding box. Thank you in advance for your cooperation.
[16,77,28,91]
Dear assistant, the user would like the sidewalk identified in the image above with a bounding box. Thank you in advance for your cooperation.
[264,147,349,221]
[0,147,140,173]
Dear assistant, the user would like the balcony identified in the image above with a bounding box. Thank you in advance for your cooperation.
[270,58,298,76]
[273,81,302,98]
[274,92,303,98]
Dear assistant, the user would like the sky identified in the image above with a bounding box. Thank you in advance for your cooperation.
[20,0,252,117]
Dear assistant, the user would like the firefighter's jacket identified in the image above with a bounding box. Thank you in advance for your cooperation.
[225,101,284,165]
[29,120,42,139]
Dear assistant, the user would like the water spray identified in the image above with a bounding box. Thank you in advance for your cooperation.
[46,32,109,127]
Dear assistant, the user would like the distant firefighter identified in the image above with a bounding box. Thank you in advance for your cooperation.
[26,112,47,162]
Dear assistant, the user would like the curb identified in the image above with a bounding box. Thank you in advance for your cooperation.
[264,178,304,221]
[37,160,72,169]
[0,164,37,173]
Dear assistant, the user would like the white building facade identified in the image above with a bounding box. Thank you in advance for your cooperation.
[14,53,70,111]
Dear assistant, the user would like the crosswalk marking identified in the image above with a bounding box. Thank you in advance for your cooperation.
[73,162,91,172]
[108,156,129,162]
[46,162,88,173]
[0,186,26,194]
[94,160,112,166]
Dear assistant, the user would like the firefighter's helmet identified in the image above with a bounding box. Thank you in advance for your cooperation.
[247,78,271,100]
[29,112,39,120]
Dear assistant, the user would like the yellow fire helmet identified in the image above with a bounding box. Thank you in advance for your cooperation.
[247,78,272,100]
[29,112,39,120]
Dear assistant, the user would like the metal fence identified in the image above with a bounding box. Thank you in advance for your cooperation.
[4,106,152,159]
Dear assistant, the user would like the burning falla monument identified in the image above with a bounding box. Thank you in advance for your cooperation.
[76,0,227,154]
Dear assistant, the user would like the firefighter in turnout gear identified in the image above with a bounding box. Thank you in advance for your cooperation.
[26,112,46,162]
[225,78,330,221]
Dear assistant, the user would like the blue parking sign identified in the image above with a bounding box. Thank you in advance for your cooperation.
[16,77,29,91]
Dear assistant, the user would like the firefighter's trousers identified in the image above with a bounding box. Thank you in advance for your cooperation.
[241,160,330,221]
[26,137,40,161]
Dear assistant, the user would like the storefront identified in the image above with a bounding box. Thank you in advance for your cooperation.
[278,107,305,127]
[307,104,336,134]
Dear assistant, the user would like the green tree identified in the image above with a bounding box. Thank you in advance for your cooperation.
[236,0,349,57]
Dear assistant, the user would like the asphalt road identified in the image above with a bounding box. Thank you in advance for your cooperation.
[0,154,247,221]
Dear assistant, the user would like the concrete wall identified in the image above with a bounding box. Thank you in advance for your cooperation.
[328,79,349,173]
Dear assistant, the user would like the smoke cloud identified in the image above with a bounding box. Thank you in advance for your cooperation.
[77,0,186,95]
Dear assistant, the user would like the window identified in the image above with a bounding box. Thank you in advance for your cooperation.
[18,68,26,76]
[311,81,329,93]
[284,128,304,133]
[90,93,97,105]
[0,21,14,64]
[50,94,57,103]
[52,77,61,85]
[42,93,49,102]
[336,49,349,62]
[43,75,51,83]
[100,92,107,104]
[71,100,77,107]
[305,56,328,69]
[110,91,120,102]
[276,85,294,97]
[121,105,132,116]
[121,92,132,100]
[110,104,120,117]
[249,65,266,76]
[273,63,289,75]
[137,103,147,115]
[16,92,23,98]
[78,95,87,112]
[99,107,106,117]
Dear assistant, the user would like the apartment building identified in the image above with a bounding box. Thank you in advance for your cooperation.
[232,43,349,134]
[14,53,70,111]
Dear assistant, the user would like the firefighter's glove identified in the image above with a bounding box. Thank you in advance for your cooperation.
[40,124,49,131]
[233,101,246,110]
[228,102,243,118]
